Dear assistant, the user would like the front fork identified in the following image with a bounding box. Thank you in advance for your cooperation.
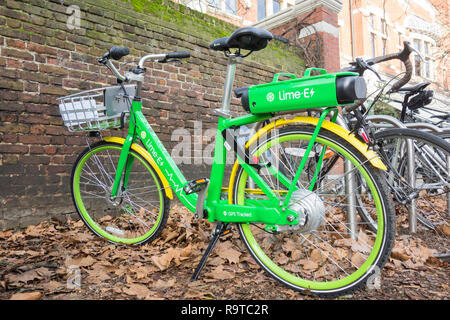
[109,134,135,201]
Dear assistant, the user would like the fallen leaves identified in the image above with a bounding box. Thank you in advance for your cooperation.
[389,236,440,269]
[0,204,448,300]
[5,270,42,285]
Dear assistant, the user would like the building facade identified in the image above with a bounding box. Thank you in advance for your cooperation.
[337,0,449,114]
[178,0,449,113]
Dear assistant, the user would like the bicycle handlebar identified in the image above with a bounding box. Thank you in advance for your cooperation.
[166,51,190,59]
[367,41,414,93]
[98,47,190,82]
[343,41,415,113]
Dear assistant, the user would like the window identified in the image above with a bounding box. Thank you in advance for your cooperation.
[370,33,376,57]
[382,38,387,55]
[258,0,266,21]
[225,0,236,14]
[425,59,430,78]
[413,39,422,76]
[381,19,386,35]
[369,14,375,29]
[412,39,434,79]
[424,42,431,79]
[273,0,280,14]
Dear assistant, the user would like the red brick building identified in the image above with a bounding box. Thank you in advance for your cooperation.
[338,0,448,95]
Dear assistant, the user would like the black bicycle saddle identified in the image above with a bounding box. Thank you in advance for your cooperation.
[210,27,273,52]
[398,82,430,93]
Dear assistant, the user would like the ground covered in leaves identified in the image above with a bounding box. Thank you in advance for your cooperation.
[0,205,448,300]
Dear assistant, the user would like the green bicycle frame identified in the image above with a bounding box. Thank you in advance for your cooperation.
[109,99,338,228]
[108,54,344,228]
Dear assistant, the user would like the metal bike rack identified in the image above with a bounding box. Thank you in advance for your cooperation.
[406,122,450,223]
[365,115,418,233]
[403,121,450,227]
[338,114,418,233]
[404,122,444,133]
[335,113,359,239]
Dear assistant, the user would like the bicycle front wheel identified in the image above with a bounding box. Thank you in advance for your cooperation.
[230,125,395,297]
[71,140,170,245]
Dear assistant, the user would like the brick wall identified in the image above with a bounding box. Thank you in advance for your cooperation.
[0,0,304,229]
[269,5,341,72]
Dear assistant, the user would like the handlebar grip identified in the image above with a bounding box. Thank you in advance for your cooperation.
[109,46,130,60]
[368,52,400,65]
[166,51,190,59]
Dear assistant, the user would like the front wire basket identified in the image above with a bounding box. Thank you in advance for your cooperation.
[56,85,136,132]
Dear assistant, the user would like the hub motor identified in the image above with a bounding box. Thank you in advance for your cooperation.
[288,189,326,233]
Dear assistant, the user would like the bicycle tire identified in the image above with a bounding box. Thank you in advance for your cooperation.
[230,124,395,297]
[71,140,170,245]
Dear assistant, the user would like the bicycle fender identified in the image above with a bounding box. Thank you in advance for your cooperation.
[103,137,173,199]
[238,116,386,171]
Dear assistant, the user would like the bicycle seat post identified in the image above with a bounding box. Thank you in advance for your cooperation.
[216,54,241,118]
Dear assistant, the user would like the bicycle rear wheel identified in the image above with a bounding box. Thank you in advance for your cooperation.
[230,125,395,297]
[374,128,450,254]
[71,140,170,245]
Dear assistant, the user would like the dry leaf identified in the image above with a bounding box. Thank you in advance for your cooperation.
[114,266,128,277]
[217,247,241,264]
[151,248,180,271]
[439,224,450,236]
[206,265,235,280]
[299,258,318,270]
[130,266,150,280]
[69,256,97,267]
[35,267,53,278]
[351,252,366,268]
[10,291,42,300]
[25,225,42,237]
[162,230,179,244]
[86,265,111,283]
[274,253,289,265]
[123,283,152,299]
[180,245,192,258]
[310,249,324,264]
[391,249,411,261]
[6,270,42,284]
[41,281,64,292]
[153,278,176,289]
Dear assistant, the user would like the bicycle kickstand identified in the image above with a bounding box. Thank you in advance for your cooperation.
[190,222,231,282]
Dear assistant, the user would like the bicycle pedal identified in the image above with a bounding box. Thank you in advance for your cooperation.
[183,178,209,195]
[220,225,232,236]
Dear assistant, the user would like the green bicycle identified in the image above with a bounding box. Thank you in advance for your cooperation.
[58,27,395,296]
